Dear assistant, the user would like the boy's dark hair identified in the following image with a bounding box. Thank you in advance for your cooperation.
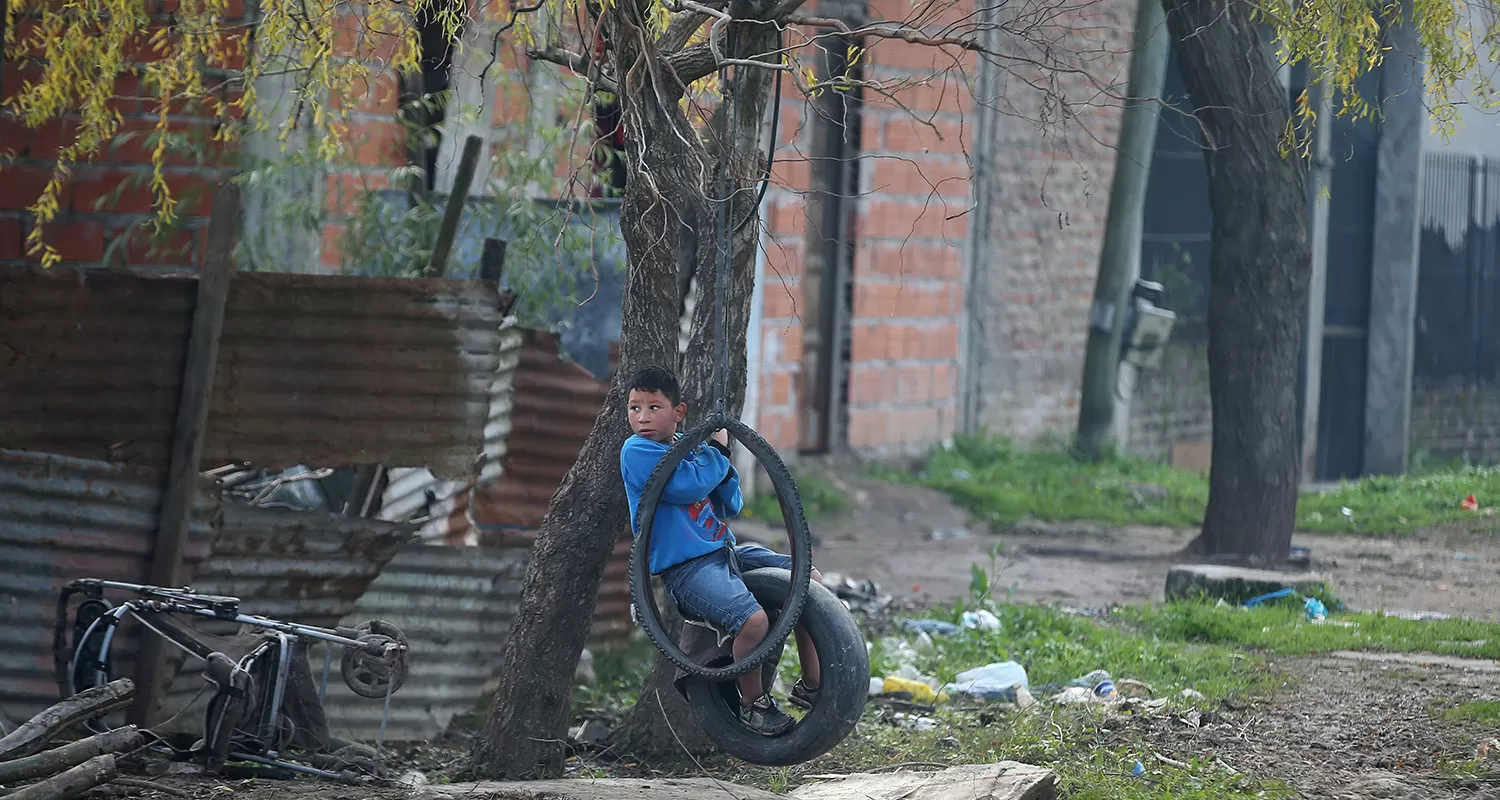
[627,365,682,405]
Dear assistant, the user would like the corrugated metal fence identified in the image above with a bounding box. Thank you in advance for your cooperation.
[0,266,508,478]
[0,266,632,737]
[318,543,530,742]
[0,449,220,719]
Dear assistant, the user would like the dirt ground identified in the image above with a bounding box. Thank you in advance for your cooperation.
[1132,652,1500,799]
[733,473,1500,622]
[88,474,1500,800]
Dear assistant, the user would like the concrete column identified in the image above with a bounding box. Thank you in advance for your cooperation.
[1362,8,1426,475]
[1301,80,1332,480]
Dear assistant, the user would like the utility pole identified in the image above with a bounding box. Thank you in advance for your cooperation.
[1075,0,1171,459]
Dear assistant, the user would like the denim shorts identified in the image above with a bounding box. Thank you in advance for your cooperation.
[660,544,800,637]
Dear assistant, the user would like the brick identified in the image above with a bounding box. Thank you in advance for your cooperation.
[762,282,803,319]
[882,116,966,155]
[762,320,803,363]
[0,118,29,157]
[124,227,197,266]
[860,198,968,241]
[342,121,406,167]
[2,63,43,105]
[30,119,79,160]
[847,364,889,405]
[876,76,974,115]
[324,171,390,216]
[847,408,888,448]
[0,218,22,260]
[765,371,794,407]
[763,240,804,280]
[72,170,152,214]
[320,224,347,269]
[0,167,52,211]
[771,157,812,193]
[868,40,966,73]
[854,281,956,319]
[867,155,970,199]
[765,198,808,237]
[33,221,106,263]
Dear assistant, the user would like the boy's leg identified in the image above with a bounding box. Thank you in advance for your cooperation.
[733,545,823,703]
[663,551,795,735]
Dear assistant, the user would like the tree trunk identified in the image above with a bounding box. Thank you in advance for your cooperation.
[610,15,781,759]
[467,0,780,777]
[1162,0,1311,566]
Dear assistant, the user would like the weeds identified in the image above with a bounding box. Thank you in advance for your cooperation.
[892,434,1500,536]
[1128,600,1500,660]
[743,472,849,524]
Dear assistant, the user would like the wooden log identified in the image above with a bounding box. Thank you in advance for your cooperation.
[789,763,1057,800]
[2,754,116,800]
[1164,564,1332,604]
[0,727,142,784]
[0,681,135,761]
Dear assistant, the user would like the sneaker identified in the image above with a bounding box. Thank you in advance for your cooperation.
[739,694,796,736]
[788,679,819,710]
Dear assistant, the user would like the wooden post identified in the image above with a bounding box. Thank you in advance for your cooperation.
[129,183,240,726]
[425,134,485,278]
[480,237,508,283]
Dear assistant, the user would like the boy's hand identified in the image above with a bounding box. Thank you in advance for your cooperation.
[707,428,732,459]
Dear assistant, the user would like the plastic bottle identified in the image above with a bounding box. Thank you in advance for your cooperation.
[881,676,940,703]
[942,661,1029,701]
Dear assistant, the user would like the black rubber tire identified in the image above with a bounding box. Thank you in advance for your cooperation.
[629,414,815,681]
[682,567,869,766]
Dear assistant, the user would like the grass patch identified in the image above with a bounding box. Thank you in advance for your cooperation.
[1128,599,1500,660]
[892,434,1500,535]
[1439,699,1500,726]
[743,471,849,524]
[814,713,1293,800]
[854,603,1269,701]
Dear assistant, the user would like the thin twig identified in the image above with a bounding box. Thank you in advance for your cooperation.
[110,777,191,798]
[869,761,952,773]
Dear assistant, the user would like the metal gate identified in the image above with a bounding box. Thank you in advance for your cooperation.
[1411,152,1500,463]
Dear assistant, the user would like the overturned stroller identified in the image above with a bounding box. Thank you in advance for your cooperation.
[54,579,410,780]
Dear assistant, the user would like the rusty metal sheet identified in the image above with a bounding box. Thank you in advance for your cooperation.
[0,267,194,469]
[0,449,219,722]
[189,504,413,628]
[159,504,414,720]
[207,272,508,478]
[376,323,523,543]
[318,543,529,742]
[470,329,609,537]
[592,530,634,649]
[0,265,508,479]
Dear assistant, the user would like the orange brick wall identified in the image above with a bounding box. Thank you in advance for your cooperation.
[755,4,976,457]
[755,0,1138,456]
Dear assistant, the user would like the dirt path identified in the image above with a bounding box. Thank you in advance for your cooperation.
[1118,652,1500,799]
[735,473,1500,621]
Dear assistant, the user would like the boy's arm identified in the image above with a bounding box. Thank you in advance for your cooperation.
[711,463,744,518]
[621,437,730,505]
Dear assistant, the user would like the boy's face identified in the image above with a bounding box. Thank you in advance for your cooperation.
[627,389,686,443]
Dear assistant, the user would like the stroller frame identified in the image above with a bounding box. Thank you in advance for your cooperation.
[54,578,407,780]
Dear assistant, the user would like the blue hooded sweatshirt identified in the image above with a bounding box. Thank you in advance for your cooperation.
[621,434,743,574]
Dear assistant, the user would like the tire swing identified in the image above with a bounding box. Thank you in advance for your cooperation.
[625,26,869,767]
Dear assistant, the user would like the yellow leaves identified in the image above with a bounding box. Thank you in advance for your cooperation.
[1265,0,1494,152]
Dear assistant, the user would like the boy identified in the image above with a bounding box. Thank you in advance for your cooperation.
[620,365,821,737]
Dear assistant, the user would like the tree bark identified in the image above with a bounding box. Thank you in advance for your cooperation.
[467,0,781,777]
[609,10,781,760]
[1162,0,1311,566]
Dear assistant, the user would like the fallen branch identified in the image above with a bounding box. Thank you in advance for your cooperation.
[0,727,143,784]
[109,777,190,798]
[2,754,116,800]
[0,681,135,761]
